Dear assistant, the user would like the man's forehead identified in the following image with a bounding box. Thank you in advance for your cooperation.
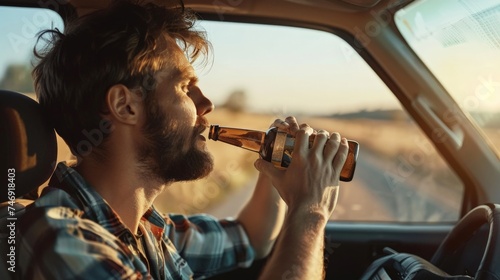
[166,64,196,80]
[156,63,196,81]
[155,38,197,81]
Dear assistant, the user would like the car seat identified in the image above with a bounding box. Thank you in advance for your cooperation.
[0,89,57,279]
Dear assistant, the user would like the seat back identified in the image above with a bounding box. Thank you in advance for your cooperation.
[0,90,57,279]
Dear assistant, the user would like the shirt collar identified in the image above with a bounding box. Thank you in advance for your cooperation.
[49,162,167,239]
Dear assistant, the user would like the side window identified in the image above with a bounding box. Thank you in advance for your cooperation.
[0,7,71,164]
[155,21,465,223]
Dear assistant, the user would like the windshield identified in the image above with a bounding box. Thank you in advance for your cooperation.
[395,0,500,155]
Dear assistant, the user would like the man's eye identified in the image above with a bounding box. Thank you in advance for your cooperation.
[181,84,190,93]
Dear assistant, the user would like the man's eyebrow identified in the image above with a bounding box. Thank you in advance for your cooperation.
[171,66,198,83]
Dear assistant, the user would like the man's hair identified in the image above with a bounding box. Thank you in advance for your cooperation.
[33,0,209,156]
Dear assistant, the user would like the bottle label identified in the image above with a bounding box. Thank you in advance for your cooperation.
[271,131,287,167]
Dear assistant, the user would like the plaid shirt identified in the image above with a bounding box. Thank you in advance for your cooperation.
[18,163,254,279]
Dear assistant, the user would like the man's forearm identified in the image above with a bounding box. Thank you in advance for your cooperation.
[259,210,328,280]
[245,119,346,279]
[237,173,286,258]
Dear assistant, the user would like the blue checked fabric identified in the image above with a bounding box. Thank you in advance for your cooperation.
[17,162,254,279]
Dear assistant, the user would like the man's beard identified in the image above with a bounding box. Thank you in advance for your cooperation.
[138,102,214,184]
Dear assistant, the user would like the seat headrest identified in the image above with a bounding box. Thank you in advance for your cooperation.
[0,90,57,202]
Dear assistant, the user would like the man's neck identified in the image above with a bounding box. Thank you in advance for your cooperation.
[74,154,165,235]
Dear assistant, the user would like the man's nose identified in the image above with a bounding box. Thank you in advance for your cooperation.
[191,87,214,116]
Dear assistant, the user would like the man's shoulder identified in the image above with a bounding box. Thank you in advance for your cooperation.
[19,197,83,239]
[17,200,125,255]
[18,187,93,243]
[15,194,142,279]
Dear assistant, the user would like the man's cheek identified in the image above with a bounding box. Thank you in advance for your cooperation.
[177,128,196,153]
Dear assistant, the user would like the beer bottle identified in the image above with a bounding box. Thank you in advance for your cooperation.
[208,124,359,182]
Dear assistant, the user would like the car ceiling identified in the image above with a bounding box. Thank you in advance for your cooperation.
[62,0,414,31]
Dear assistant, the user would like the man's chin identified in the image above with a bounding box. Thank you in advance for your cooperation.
[192,152,214,180]
[164,150,214,183]
[191,164,213,181]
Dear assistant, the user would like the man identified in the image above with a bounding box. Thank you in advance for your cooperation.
[18,0,349,279]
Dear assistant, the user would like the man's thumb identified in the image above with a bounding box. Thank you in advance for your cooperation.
[254,159,279,178]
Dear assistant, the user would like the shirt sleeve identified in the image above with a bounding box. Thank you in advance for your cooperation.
[166,213,255,278]
[18,206,146,279]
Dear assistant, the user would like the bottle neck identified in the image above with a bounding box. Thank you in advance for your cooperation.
[209,125,266,153]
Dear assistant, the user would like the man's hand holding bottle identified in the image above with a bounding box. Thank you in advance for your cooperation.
[254,116,349,221]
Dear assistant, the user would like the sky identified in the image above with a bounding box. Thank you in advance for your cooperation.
[196,20,399,114]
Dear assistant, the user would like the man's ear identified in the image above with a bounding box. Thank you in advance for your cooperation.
[105,84,143,125]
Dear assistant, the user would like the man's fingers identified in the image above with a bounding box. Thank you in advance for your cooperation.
[332,138,349,171]
[285,116,299,135]
[293,124,314,155]
[324,132,341,162]
[311,130,329,152]
[272,118,289,131]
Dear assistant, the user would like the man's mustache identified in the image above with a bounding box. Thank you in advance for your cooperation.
[195,117,210,135]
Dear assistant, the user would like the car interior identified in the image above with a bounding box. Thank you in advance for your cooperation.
[0,0,499,279]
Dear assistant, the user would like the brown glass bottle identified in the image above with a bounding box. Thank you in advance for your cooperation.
[208,125,359,182]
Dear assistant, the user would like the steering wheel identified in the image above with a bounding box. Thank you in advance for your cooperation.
[431,204,500,279]
[360,204,500,279]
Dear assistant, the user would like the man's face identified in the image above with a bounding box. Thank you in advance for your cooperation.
[137,43,214,184]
